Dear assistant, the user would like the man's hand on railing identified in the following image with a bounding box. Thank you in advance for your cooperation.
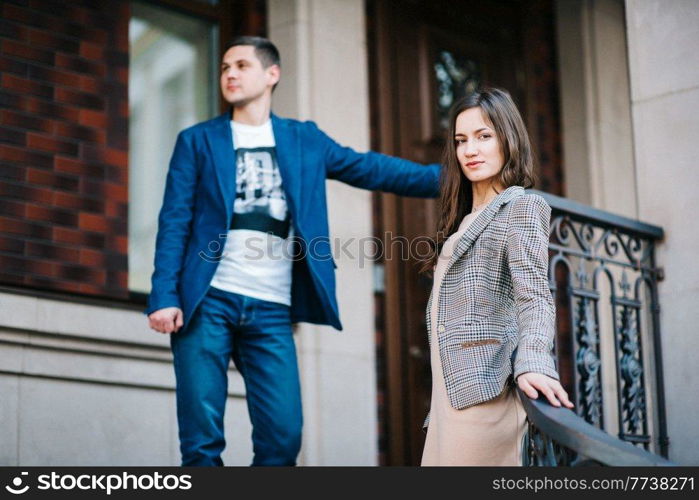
[517,372,574,409]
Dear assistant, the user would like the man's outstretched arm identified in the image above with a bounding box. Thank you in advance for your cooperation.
[315,124,441,197]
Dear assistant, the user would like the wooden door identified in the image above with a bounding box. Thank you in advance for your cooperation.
[368,0,563,465]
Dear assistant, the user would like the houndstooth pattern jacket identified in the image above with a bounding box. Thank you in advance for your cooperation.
[424,186,559,427]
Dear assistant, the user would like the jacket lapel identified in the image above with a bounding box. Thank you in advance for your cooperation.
[204,111,237,216]
[444,186,525,274]
[271,114,301,222]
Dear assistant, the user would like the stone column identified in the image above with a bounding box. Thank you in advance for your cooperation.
[625,0,699,465]
[556,0,637,218]
[268,0,378,465]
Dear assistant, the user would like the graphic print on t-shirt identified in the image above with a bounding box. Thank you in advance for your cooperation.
[233,146,289,238]
[210,120,292,306]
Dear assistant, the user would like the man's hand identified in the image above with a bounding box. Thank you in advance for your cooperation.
[148,307,184,334]
[517,372,574,409]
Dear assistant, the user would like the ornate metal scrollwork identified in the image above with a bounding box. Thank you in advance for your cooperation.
[551,216,595,255]
[522,421,577,466]
[547,208,664,455]
[550,215,653,270]
[616,303,648,447]
[575,295,603,427]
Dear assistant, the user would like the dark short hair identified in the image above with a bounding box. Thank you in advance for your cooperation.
[224,36,281,68]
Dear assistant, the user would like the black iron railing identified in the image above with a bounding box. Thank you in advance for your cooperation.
[518,388,674,466]
[526,190,669,464]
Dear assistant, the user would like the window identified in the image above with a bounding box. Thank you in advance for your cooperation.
[433,50,481,130]
[128,1,218,293]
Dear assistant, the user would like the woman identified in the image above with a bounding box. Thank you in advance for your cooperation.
[421,88,573,466]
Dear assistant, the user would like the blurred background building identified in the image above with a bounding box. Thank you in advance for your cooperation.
[1,0,697,465]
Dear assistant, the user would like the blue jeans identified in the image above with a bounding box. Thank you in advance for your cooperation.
[171,287,303,466]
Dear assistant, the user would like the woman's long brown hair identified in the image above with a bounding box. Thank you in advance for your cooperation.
[421,88,536,274]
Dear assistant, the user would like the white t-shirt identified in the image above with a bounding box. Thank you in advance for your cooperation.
[209,120,293,305]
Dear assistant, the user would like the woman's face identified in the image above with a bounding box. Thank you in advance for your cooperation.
[454,107,505,188]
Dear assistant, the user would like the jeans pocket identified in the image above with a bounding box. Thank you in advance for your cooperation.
[250,299,292,334]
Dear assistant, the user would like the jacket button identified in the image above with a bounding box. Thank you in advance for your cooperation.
[438,324,445,333]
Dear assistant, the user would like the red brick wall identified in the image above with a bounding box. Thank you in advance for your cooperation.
[0,0,130,298]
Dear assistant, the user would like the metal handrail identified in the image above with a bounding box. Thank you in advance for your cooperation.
[530,189,664,240]
[518,388,675,466]
[516,189,670,461]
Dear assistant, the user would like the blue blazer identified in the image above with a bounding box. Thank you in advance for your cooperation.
[146,112,440,331]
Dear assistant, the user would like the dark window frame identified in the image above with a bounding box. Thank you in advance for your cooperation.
[125,0,264,306]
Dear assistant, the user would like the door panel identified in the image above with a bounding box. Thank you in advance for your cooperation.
[368,0,562,465]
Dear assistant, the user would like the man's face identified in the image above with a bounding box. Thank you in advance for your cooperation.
[219,45,280,107]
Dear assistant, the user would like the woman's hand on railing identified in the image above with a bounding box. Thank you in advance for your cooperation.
[517,372,574,409]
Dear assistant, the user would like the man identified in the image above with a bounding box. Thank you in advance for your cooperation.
[147,36,439,466]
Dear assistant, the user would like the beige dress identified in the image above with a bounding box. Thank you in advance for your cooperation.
[421,209,527,466]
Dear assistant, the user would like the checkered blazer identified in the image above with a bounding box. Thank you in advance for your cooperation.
[424,186,559,426]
